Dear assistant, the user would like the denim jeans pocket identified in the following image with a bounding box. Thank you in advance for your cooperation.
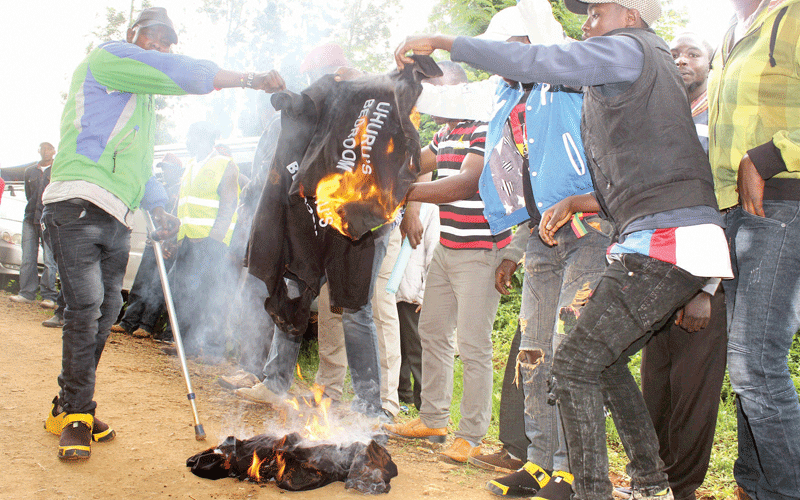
[740,201,800,227]
[46,202,87,228]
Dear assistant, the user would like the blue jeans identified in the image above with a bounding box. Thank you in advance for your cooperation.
[42,200,131,415]
[233,271,275,375]
[723,203,800,500]
[19,218,58,301]
[519,216,611,471]
[262,229,389,416]
[551,253,705,500]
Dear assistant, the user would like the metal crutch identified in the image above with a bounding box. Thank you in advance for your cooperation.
[145,211,206,440]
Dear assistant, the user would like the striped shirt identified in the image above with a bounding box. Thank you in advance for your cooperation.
[430,121,512,249]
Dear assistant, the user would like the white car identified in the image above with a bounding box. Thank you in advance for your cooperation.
[0,181,44,278]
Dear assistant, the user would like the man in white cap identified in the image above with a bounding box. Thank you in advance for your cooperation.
[394,1,732,499]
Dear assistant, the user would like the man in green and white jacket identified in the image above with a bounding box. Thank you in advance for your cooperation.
[40,7,285,461]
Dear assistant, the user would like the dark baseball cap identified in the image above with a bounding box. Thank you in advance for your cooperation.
[132,7,178,45]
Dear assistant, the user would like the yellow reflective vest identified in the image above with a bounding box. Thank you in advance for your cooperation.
[176,153,239,245]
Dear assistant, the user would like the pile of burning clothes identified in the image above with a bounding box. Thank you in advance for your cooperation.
[186,432,398,494]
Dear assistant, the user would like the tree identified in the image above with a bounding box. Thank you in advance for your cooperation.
[549,0,584,39]
[198,0,405,137]
[428,0,516,36]
[332,0,402,73]
[652,0,689,41]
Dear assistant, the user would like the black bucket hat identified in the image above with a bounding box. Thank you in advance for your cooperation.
[132,7,178,45]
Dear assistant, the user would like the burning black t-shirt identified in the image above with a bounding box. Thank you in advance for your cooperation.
[246,56,442,336]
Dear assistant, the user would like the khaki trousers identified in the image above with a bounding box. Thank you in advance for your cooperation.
[418,244,503,444]
[373,227,403,416]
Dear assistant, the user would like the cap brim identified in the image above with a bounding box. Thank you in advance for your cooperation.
[563,0,589,15]
[476,31,525,41]
[135,20,178,45]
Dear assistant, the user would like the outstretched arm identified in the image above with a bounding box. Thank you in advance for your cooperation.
[405,153,483,204]
[395,34,643,88]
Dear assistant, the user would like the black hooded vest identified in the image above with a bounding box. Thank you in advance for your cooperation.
[581,28,718,237]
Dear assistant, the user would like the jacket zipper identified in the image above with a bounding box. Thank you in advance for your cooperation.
[112,126,139,173]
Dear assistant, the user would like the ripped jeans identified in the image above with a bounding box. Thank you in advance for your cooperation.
[551,253,705,500]
[518,215,611,471]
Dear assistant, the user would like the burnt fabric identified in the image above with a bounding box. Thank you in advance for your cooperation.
[246,56,442,336]
[186,433,398,494]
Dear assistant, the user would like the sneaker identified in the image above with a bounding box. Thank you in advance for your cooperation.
[109,324,128,334]
[532,471,573,500]
[382,417,447,443]
[234,382,285,405]
[9,295,35,304]
[42,315,64,328]
[45,396,116,442]
[631,487,674,500]
[58,414,93,460]
[218,370,261,390]
[40,299,57,309]
[469,448,525,473]
[486,462,551,497]
[441,437,482,463]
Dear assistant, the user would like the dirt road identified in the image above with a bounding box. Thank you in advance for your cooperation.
[1,291,501,500]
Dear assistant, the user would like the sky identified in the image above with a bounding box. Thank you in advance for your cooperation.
[0,0,735,168]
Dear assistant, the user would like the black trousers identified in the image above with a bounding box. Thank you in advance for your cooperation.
[498,323,530,461]
[641,290,728,500]
[397,301,423,410]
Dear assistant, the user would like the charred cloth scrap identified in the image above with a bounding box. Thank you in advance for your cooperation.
[186,433,398,494]
[246,54,442,337]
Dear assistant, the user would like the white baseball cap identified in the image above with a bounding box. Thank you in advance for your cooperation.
[564,0,662,27]
[518,0,567,45]
[476,6,529,41]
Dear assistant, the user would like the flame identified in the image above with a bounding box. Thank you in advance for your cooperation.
[280,384,343,441]
[311,384,324,405]
[316,171,402,238]
[296,363,304,381]
[275,452,287,482]
[247,450,267,482]
[316,113,402,238]
[410,108,421,129]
